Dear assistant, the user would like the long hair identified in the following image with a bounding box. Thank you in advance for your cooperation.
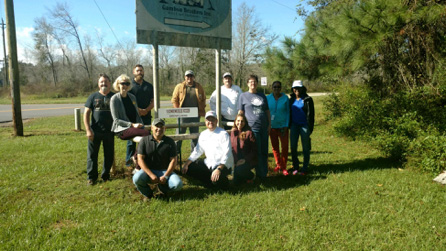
[232,114,252,140]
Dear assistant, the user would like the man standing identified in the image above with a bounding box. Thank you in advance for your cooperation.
[209,72,242,130]
[126,64,154,166]
[84,73,115,185]
[171,70,206,153]
[181,111,233,189]
[133,118,183,199]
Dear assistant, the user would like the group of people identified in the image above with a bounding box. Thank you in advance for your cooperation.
[84,66,315,200]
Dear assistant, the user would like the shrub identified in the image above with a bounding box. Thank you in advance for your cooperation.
[324,83,446,173]
[407,129,446,173]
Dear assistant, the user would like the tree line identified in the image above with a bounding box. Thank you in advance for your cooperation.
[1,2,277,97]
[262,0,446,173]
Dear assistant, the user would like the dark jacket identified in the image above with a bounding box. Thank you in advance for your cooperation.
[289,93,315,134]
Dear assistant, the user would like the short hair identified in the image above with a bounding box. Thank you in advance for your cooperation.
[134,64,143,70]
[247,74,258,83]
[98,73,110,82]
[113,74,132,92]
[272,81,281,87]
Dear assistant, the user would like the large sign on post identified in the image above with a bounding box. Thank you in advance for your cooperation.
[136,0,232,49]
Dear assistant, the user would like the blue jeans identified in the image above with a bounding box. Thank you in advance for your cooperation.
[253,129,269,178]
[290,123,311,172]
[133,169,183,197]
[125,140,136,166]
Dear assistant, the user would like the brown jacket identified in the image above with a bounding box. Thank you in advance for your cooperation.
[171,81,206,117]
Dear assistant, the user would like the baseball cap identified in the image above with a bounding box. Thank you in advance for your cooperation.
[185,70,194,76]
[151,118,165,127]
[292,80,303,88]
[205,111,217,119]
[223,72,232,78]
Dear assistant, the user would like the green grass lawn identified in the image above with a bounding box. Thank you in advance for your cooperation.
[0,96,444,250]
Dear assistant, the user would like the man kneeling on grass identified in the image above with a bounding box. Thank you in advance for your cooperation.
[133,118,183,199]
[182,111,234,189]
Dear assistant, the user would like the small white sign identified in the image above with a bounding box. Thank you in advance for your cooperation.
[261,77,267,86]
[158,108,198,118]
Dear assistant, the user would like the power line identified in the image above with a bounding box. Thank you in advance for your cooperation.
[92,0,126,54]
[269,0,296,12]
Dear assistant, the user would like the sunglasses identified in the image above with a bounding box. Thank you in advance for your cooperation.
[120,82,130,86]
[273,86,281,89]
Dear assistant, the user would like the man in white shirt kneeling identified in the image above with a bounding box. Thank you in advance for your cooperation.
[181,111,234,189]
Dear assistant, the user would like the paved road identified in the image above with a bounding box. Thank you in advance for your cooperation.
[0,100,173,123]
[0,93,330,123]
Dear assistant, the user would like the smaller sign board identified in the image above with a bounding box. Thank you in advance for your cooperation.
[158,107,198,118]
[261,77,267,86]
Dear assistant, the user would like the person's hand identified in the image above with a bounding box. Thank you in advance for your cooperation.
[236,159,246,167]
[159,176,167,184]
[211,168,221,182]
[182,162,190,174]
[149,174,159,184]
[132,123,144,129]
[86,130,94,141]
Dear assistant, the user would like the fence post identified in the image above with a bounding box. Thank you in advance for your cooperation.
[74,108,81,131]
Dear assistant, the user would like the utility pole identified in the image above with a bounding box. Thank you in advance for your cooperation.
[5,0,23,136]
[1,18,8,88]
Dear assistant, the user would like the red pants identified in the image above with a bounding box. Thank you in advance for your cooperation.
[270,128,289,169]
[118,127,150,140]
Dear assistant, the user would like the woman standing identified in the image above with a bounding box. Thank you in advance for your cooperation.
[110,74,150,164]
[230,114,257,184]
[289,80,314,175]
[238,75,271,179]
[267,81,290,176]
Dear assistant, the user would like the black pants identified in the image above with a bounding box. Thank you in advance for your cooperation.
[186,160,229,189]
[87,131,114,181]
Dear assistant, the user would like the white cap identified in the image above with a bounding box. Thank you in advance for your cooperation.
[185,70,194,76]
[205,111,217,119]
[223,72,232,78]
[292,80,303,88]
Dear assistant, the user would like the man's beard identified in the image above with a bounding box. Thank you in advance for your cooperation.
[100,86,109,92]
[135,75,144,82]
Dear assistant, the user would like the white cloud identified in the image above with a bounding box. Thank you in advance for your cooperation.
[2,27,36,64]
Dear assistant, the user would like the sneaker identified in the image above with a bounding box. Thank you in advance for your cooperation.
[288,167,298,175]
[282,169,289,176]
[274,166,281,173]
[87,179,96,186]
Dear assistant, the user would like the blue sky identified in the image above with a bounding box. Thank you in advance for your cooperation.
[0,0,306,63]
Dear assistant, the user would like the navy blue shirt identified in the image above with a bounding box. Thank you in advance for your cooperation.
[130,79,154,124]
[291,98,308,125]
[85,91,114,132]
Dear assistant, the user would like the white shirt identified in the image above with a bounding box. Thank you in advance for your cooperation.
[209,84,242,121]
[188,127,234,170]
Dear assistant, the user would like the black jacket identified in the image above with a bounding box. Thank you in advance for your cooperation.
[289,94,315,134]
